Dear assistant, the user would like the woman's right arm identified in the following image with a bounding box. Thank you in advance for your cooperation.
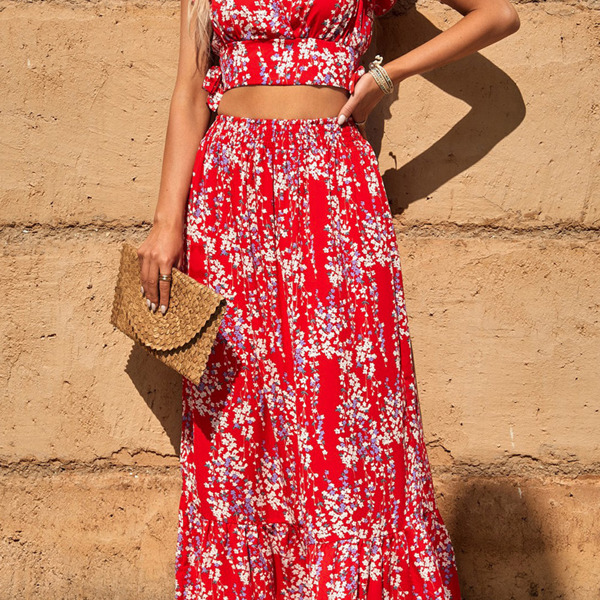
[138,0,212,315]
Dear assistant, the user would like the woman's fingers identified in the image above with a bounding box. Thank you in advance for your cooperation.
[140,252,175,315]
[143,256,160,312]
[138,246,152,310]
[337,72,386,128]
[337,98,356,125]
[137,250,146,297]
[158,255,175,315]
[137,227,184,315]
[336,92,375,127]
[158,275,172,315]
[356,121,368,139]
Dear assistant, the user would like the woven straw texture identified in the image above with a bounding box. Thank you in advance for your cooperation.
[110,241,227,385]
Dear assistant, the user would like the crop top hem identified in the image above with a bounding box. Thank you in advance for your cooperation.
[202,37,367,112]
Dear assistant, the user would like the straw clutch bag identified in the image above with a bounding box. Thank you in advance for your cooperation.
[110,241,227,385]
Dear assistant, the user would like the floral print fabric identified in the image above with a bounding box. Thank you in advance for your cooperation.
[202,0,397,111]
[176,114,462,599]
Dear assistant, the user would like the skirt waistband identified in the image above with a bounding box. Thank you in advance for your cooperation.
[213,113,358,126]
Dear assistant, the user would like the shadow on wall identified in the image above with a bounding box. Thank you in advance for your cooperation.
[124,343,184,454]
[366,5,526,216]
[123,325,246,457]
[445,477,568,600]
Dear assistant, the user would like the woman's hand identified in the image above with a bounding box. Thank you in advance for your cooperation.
[137,220,185,315]
[336,72,387,136]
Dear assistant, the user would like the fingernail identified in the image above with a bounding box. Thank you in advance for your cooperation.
[338,114,347,125]
[151,302,156,312]
[146,298,151,308]
[140,285,144,295]
[160,305,166,315]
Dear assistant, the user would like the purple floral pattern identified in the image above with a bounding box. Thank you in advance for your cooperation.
[175,114,462,599]
[202,0,397,111]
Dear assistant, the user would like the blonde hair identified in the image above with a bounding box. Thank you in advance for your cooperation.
[187,0,216,75]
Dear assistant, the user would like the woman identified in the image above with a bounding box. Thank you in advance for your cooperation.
[137,0,519,596]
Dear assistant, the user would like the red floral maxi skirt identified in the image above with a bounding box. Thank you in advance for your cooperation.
[175,113,462,600]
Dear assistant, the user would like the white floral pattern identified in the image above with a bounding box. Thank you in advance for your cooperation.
[201,0,397,111]
[175,114,462,599]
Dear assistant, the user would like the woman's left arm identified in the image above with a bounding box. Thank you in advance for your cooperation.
[386,0,520,83]
[340,0,520,125]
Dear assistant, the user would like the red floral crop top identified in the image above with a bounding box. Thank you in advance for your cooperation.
[202,0,398,111]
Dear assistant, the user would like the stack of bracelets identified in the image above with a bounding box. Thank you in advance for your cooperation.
[368,55,394,94]
[354,54,394,126]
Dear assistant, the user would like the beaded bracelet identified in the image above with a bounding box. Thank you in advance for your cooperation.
[368,55,394,94]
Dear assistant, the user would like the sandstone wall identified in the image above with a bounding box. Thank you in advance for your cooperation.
[1,0,598,598]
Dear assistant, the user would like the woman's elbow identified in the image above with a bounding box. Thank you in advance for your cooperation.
[499,3,521,36]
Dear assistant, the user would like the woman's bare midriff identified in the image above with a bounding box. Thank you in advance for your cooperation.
[216,84,350,119]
